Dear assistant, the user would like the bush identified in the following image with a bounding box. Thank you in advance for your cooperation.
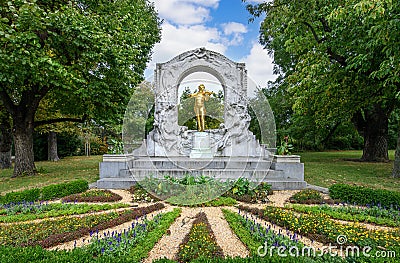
[0,188,41,204]
[0,180,88,204]
[41,180,88,200]
[288,189,325,204]
[329,184,400,208]
[224,180,272,203]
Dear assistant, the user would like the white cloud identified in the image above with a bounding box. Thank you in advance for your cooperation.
[222,22,247,35]
[145,0,276,86]
[221,22,248,46]
[152,0,220,25]
[241,43,276,87]
[145,22,226,78]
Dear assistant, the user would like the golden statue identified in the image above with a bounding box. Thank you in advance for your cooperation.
[188,84,214,132]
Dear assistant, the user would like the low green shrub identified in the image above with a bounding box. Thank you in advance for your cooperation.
[0,188,41,204]
[329,184,400,208]
[288,189,325,204]
[0,180,89,204]
[41,180,88,200]
[224,180,272,203]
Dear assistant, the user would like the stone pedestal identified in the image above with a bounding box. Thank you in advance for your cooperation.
[189,132,213,158]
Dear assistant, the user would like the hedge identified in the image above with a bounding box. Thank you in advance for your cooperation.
[329,184,400,208]
[0,180,89,204]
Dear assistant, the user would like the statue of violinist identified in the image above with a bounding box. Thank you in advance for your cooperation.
[188,84,214,132]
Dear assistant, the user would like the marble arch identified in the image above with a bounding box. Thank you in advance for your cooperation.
[147,47,261,157]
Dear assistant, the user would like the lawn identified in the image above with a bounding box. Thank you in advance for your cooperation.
[301,150,399,192]
[0,155,102,194]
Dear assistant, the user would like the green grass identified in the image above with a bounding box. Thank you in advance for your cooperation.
[0,156,101,194]
[300,150,400,192]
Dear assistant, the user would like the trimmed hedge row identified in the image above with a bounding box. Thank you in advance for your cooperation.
[0,180,89,204]
[329,184,400,207]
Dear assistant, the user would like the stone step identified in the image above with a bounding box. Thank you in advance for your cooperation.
[96,177,306,190]
[128,158,272,170]
[122,168,285,179]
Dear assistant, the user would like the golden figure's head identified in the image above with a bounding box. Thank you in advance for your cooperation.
[198,84,205,91]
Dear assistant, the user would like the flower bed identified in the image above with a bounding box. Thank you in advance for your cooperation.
[222,209,303,256]
[85,208,181,260]
[0,208,181,263]
[0,203,164,247]
[62,190,122,203]
[287,204,400,227]
[238,205,400,249]
[0,202,129,223]
[177,211,223,262]
[288,189,333,204]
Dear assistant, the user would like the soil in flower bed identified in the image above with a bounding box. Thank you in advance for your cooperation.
[177,211,223,262]
[62,190,122,203]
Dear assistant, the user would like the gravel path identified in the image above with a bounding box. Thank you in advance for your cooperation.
[144,206,198,263]
[203,207,249,258]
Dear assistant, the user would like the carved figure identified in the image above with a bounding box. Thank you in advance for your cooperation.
[188,84,214,132]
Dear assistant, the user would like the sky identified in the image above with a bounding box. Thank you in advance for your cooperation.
[145,0,276,88]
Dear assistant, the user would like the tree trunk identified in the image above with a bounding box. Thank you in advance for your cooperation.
[12,114,36,177]
[393,128,400,177]
[0,112,12,169]
[360,105,389,162]
[47,131,59,161]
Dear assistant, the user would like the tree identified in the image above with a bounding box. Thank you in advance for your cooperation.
[244,0,399,162]
[0,0,161,176]
[0,105,12,169]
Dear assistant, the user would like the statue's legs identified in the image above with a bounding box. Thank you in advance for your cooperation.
[196,114,202,131]
[200,115,205,131]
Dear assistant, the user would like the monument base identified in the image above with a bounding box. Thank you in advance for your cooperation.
[189,132,213,158]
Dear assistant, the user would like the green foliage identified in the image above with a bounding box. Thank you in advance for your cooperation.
[41,180,88,200]
[178,212,223,262]
[0,179,88,204]
[288,204,400,227]
[33,131,83,161]
[107,139,124,154]
[0,188,41,204]
[288,189,324,204]
[0,207,176,262]
[222,209,263,256]
[276,136,294,155]
[126,208,181,262]
[0,0,161,176]
[329,184,400,207]
[240,205,400,248]
[246,0,400,157]
[225,178,272,203]
[86,211,169,258]
[0,211,120,246]
[0,203,129,223]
